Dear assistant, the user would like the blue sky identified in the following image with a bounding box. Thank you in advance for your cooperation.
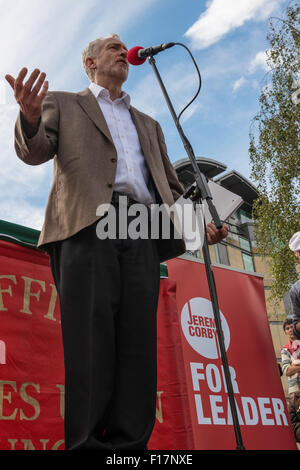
[0,0,291,230]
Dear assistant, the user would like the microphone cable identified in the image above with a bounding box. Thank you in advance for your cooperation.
[172,42,202,124]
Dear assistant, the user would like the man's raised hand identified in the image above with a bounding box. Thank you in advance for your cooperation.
[5,68,48,133]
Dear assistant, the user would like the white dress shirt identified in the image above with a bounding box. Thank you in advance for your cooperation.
[89,82,154,205]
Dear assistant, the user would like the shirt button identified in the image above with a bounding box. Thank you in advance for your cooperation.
[111,158,117,163]
[107,183,113,188]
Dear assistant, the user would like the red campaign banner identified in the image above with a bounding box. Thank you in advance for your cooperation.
[148,278,194,450]
[0,240,297,450]
[166,257,297,450]
[0,241,65,450]
[0,240,191,451]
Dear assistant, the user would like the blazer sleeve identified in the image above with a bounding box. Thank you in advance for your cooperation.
[14,92,59,166]
[156,121,184,202]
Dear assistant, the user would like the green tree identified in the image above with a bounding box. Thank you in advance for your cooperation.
[249,2,300,304]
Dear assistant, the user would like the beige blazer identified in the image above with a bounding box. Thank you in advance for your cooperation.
[14,88,186,261]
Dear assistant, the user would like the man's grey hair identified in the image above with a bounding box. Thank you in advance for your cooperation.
[82,33,120,80]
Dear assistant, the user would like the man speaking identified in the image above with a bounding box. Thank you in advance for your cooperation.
[6,34,228,450]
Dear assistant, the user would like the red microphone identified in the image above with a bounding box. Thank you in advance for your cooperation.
[127,46,147,66]
[127,43,175,66]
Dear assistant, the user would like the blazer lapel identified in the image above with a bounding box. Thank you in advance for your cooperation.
[76,92,155,170]
[76,88,114,145]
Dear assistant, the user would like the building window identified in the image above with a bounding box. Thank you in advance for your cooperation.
[237,209,253,224]
[239,236,251,252]
[215,243,229,266]
[242,253,255,272]
[214,245,220,264]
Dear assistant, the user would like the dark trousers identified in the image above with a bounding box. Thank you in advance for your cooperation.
[47,209,161,450]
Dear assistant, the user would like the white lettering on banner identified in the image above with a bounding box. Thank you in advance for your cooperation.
[241,397,259,425]
[194,394,211,424]
[190,362,239,393]
[272,398,288,425]
[210,395,226,425]
[226,396,244,425]
[206,364,222,393]
[181,298,230,359]
[258,397,274,425]
[190,362,288,427]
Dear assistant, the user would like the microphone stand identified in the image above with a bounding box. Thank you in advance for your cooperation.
[147,54,245,451]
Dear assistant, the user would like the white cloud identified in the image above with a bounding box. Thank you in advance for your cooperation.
[230,49,273,94]
[232,76,247,92]
[0,199,45,230]
[248,50,270,73]
[184,0,284,49]
[1,0,157,89]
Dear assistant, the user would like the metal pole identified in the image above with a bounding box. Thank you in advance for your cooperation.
[148,55,245,450]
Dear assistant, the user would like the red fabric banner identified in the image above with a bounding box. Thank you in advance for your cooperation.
[0,240,190,451]
[0,241,297,450]
[0,241,64,450]
[165,257,297,450]
[148,278,194,450]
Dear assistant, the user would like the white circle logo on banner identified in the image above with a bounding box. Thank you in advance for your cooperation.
[180,297,230,359]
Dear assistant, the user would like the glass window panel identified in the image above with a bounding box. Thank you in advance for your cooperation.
[214,245,220,263]
[218,244,229,266]
[242,253,255,272]
[239,237,251,251]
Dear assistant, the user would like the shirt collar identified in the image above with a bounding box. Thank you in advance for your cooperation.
[89,82,131,108]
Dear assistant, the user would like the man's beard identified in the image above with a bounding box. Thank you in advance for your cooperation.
[107,62,128,82]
